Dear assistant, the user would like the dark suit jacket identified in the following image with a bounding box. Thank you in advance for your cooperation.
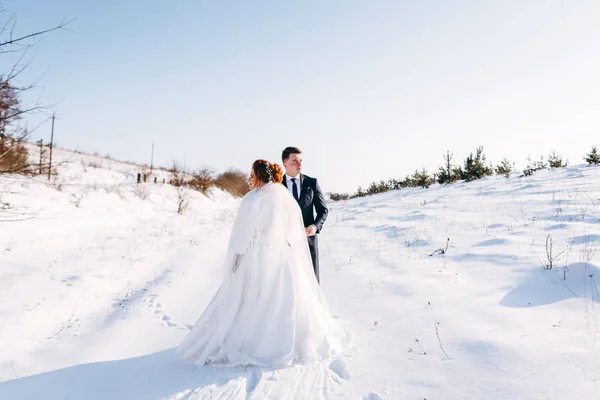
[282,174,328,233]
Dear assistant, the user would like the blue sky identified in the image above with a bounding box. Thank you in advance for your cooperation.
[5,1,600,192]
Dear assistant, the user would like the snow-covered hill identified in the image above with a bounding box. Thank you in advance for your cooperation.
[1,153,599,399]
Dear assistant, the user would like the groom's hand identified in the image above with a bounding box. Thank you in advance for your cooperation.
[305,225,317,237]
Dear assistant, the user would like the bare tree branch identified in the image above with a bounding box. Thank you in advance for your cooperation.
[0,18,73,49]
[0,12,15,37]
[6,45,33,80]
[0,8,71,177]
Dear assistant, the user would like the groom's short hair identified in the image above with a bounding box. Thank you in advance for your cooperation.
[282,146,302,162]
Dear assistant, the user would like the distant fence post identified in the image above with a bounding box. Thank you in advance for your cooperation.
[137,173,141,184]
[38,139,44,175]
[154,176,157,184]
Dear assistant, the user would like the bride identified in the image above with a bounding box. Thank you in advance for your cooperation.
[177,159,350,368]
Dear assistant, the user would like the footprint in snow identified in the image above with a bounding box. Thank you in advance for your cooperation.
[62,276,79,287]
[329,359,350,381]
[362,393,384,400]
[146,295,188,330]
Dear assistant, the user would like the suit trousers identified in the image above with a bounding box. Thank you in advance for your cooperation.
[307,235,319,283]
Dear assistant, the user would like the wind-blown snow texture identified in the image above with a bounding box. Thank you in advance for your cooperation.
[1,148,599,399]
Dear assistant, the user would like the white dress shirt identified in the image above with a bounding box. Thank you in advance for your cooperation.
[285,174,301,198]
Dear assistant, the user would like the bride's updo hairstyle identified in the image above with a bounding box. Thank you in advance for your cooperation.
[252,159,284,184]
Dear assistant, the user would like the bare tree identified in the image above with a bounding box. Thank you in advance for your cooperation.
[0,6,72,175]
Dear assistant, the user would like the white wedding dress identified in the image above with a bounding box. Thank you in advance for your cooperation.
[177,182,350,367]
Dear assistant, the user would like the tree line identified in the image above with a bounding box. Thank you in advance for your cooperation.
[329,146,600,201]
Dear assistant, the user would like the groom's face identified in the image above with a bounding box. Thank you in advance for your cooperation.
[283,153,302,177]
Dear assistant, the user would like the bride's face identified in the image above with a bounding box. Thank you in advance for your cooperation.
[249,171,260,189]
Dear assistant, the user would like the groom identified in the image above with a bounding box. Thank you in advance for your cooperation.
[281,146,328,283]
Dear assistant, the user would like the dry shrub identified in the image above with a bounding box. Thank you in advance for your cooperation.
[134,184,149,200]
[329,192,349,201]
[214,169,249,197]
[176,186,189,215]
[0,139,31,174]
[187,168,215,194]
[169,163,215,195]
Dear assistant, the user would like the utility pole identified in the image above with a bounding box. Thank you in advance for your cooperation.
[150,142,154,173]
[47,114,55,180]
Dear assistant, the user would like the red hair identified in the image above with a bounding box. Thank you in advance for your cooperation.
[252,160,283,184]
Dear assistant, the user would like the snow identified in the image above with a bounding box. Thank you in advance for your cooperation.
[1,149,599,399]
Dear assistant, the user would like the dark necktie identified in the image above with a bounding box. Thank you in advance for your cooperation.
[291,178,299,200]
